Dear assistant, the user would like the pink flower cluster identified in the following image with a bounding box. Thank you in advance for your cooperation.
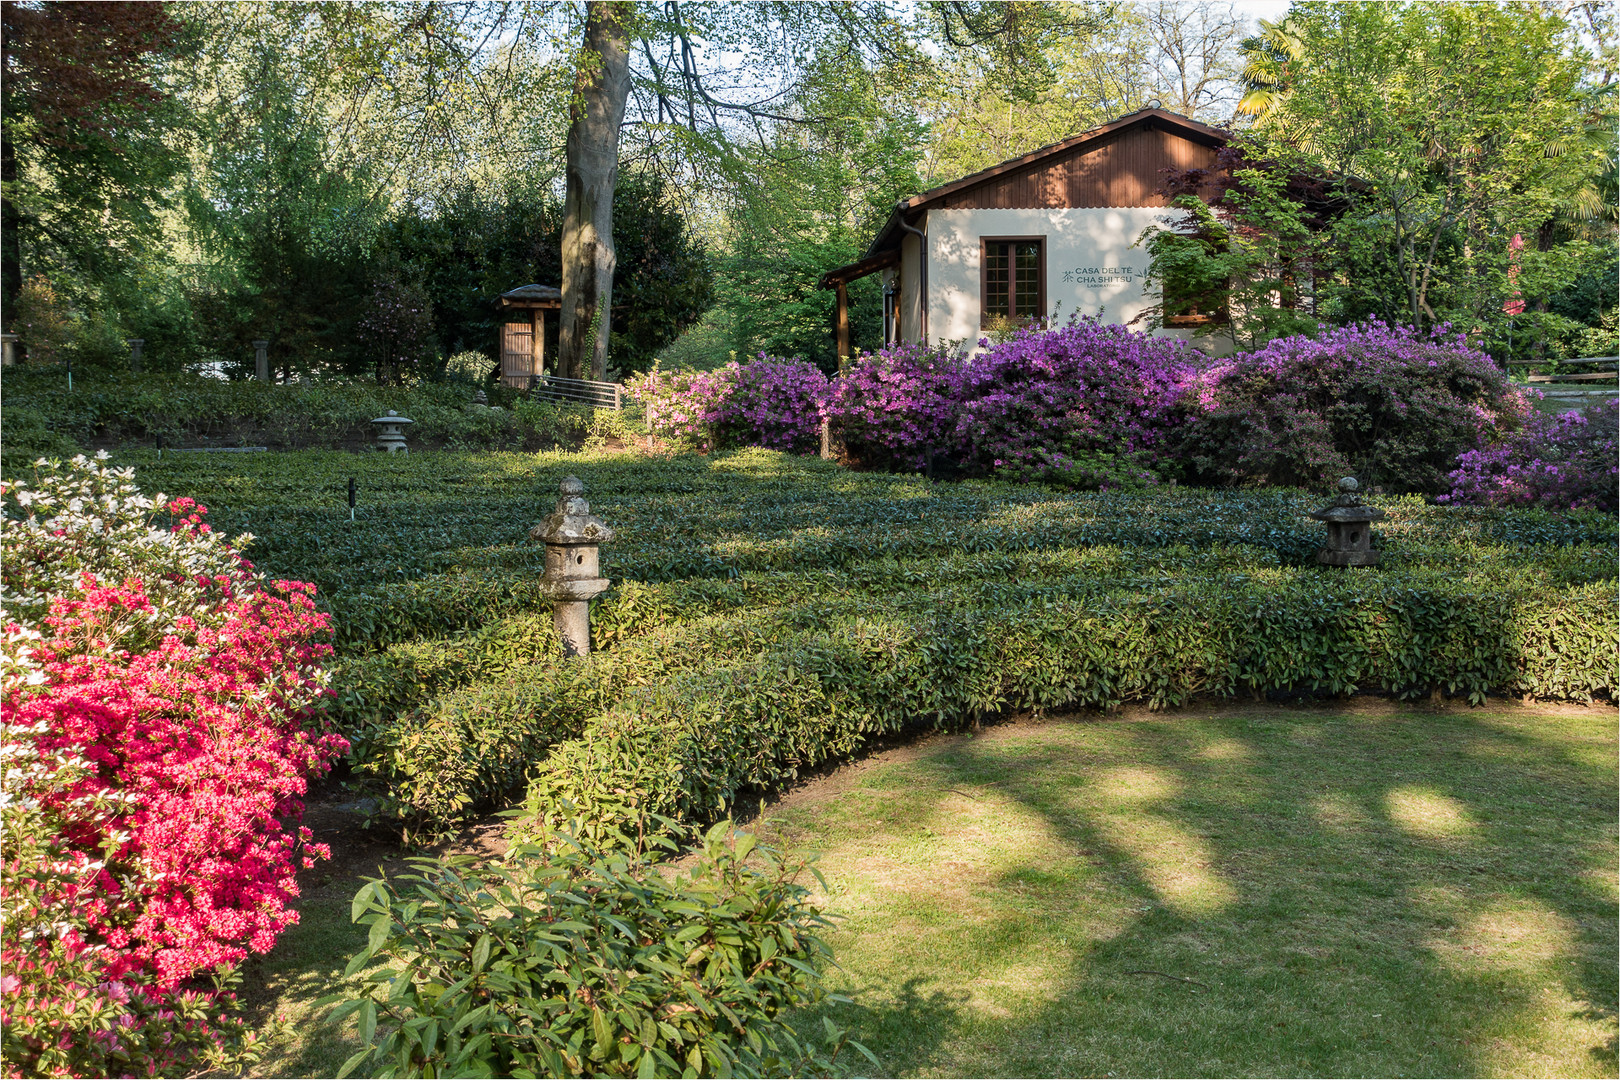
[3,471,345,1075]
[631,356,830,454]
[1440,398,1618,512]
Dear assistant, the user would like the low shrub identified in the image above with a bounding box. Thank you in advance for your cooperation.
[1441,398,1618,513]
[330,820,870,1079]
[0,368,625,463]
[518,569,1616,841]
[0,455,344,1075]
[75,449,1616,842]
[1176,321,1531,493]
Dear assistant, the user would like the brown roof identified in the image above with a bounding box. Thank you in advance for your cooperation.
[819,108,1229,288]
[499,284,562,308]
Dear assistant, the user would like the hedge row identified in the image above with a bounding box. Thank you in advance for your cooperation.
[514,577,1616,841]
[359,561,1616,835]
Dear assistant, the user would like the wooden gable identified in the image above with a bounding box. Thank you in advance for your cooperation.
[931,123,1219,211]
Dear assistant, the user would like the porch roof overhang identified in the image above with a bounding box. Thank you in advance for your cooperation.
[816,248,900,290]
[499,284,562,309]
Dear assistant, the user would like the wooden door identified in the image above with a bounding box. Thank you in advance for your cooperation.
[500,322,535,387]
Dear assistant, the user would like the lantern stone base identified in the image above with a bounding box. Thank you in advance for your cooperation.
[1316,548,1381,567]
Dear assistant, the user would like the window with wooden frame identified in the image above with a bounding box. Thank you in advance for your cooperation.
[981,237,1045,329]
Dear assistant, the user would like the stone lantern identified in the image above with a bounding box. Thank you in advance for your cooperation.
[531,476,614,658]
[370,410,413,453]
[1310,476,1385,566]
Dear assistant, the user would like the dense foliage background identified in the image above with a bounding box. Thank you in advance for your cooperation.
[3,1,1612,380]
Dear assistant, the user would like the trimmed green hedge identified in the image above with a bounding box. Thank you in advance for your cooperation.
[514,575,1616,840]
[69,446,1616,838]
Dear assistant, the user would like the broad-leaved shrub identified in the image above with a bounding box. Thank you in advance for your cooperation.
[1176,321,1530,493]
[330,819,871,1079]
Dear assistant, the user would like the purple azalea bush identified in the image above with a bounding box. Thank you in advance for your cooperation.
[713,356,830,453]
[955,320,1200,484]
[1440,398,1618,512]
[629,320,1609,509]
[826,342,967,470]
[1174,321,1532,494]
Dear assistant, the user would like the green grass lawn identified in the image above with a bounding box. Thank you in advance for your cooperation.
[240,699,1616,1079]
[769,700,1617,1079]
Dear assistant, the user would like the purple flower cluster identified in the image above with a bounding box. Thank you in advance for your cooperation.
[1176,321,1531,494]
[825,341,966,470]
[1440,398,1618,512]
[630,356,829,454]
[955,321,1198,481]
[824,323,1195,481]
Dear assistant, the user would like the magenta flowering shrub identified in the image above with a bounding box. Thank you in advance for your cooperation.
[1,455,345,1077]
[630,357,829,454]
[628,366,733,448]
[955,320,1200,484]
[713,357,830,454]
[1175,321,1531,494]
[1441,399,1618,512]
[826,342,966,470]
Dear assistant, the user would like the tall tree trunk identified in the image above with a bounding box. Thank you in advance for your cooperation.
[558,1,631,382]
[2,128,21,322]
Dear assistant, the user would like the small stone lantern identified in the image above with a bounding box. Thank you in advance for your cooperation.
[370,410,413,453]
[1310,476,1385,566]
[127,338,145,374]
[531,477,614,658]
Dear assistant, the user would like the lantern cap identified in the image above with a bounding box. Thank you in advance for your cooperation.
[1309,475,1385,523]
[370,410,414,425]
[531,476,614,545]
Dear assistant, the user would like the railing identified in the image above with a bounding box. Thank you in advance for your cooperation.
[527,374,623,410]
[1507,356,1618,397]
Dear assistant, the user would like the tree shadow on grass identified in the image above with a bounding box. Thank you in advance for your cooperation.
[792,705,1617,1078]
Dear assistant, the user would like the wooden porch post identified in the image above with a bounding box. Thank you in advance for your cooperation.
[835,281,850,362]
[541,306,554,382]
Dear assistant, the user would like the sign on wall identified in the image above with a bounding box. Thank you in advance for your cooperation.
[1061,266,1143,287]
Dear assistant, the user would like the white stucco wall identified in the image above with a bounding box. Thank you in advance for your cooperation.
[924,207,1185,349]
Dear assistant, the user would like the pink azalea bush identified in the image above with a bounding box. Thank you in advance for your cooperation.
[1174,321,1532,494]
[627,365,733,448]
[1,454,345,1077]
[1440,398,1618,512]
[630,356,830,454]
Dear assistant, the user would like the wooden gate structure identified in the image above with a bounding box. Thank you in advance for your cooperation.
[497,284,562,388]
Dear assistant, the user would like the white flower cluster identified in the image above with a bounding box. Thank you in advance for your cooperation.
[1,452,258,639]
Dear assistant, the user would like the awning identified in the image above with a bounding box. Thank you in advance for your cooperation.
[817,249,900,291]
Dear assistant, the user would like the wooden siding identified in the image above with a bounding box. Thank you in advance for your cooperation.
[933,125,1217,210]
